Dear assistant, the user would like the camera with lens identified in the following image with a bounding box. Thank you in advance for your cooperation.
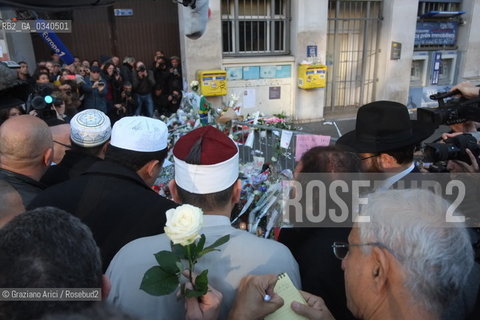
[27,83,53,110]
[423,133,480,166]
[53,98,64,107]
[137,65,146,72]
[29,95,57,120]
[417,90,480,127]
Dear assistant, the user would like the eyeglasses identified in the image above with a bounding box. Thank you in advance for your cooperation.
[331,241,393,260]
[53,140,71,149]
[359,154,380,161]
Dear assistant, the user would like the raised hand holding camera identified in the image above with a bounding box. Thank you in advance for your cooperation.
[137,65,147,78]
[451,81,480,99]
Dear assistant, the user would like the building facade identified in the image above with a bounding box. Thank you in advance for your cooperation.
[179,0,480,121]
[1,0,479,121]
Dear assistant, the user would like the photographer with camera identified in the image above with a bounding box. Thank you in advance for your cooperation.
[132,61,155,117]
[26,74,61,123]
[153,56,170,93]
[51,91,71,123]
[102,62,123,113]
[167,56,183,93]
[449,82,480,134]
[57,79,82,117]
[167,89,182,115]
[152,50,165,69]
[110,82,136,124]
[152,84,169,117]
[444,82,480,172]
[120,56,135,85]
[419,81,480,173]
[436,132,480,173]
[424,131,480,173]
[451,81,480,99]
[80,66,108,114]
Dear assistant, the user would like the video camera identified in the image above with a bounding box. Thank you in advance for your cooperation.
[26,84,58,120]
[424,133,480,166]
[417,89,480,127]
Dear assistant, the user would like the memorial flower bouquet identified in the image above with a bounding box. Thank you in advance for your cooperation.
[140,204,230,297]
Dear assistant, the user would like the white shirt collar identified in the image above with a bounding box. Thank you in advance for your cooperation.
[202,215,231,228]
[376,162,415,192]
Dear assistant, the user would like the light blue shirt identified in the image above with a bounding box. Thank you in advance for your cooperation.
[106,215,301,320]
[376,162,415,191]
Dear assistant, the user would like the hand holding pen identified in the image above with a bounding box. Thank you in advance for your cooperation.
[228,274,283,320]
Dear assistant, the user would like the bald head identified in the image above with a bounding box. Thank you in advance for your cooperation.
[0,115,53,180]
[0,180,24,228]
[50,124,71,164]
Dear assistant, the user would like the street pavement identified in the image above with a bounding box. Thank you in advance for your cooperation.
[296,110,450,144]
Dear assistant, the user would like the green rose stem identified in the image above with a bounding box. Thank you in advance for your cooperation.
[186,244,194,287]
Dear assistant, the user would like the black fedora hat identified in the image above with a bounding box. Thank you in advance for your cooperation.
[336,101,435,153]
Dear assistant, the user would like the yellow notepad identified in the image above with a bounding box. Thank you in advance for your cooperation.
[265,273,308,320]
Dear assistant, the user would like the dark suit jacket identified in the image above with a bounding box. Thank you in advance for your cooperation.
[0,168,45,207]
[29,160,177,270]
[279,227,356,320]
[40,150,102,187]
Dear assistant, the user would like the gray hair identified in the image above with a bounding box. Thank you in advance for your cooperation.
[122,56,135,64]
[358,189,474,316]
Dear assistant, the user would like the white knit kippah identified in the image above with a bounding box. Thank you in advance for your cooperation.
[110,116,168,152]
[70,109,111,147]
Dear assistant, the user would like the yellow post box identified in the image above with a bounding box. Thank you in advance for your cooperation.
[297,64,327,89]
[198,70,228,96]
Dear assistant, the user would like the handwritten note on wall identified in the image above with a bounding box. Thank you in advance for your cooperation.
[295,134,331,161]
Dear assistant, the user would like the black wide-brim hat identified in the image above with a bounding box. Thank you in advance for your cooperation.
[336,101,436,153]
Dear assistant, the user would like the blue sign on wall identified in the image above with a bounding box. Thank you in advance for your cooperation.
[431,52,442,85]
[114,9,134,16]
[37,19,74,65]
[415,21,458,46]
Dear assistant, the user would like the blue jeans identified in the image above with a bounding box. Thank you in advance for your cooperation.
[135,93,154,117]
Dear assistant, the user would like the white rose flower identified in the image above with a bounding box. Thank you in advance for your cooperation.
[164,204,204,246]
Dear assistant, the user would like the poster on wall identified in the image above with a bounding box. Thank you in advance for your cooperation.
[275,65,292,78]
[226,67,243,80]
[243,66,260,80]
[243,88,256,108]
[269,86,281,100]
[260,66,277,79]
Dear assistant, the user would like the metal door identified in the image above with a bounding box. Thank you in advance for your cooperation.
[325,0,383,114]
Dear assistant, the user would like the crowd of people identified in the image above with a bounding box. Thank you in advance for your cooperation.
[0,51,479,320]
[0,50,184,128]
